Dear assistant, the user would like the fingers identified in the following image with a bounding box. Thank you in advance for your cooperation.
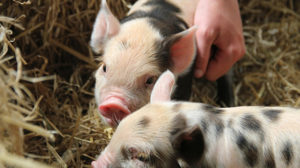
[194,29,217,78]
[205,43,245,81]
[193,0,245,80]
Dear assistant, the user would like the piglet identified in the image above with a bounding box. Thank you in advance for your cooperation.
[91,0,234,127]
[92,70,300,168]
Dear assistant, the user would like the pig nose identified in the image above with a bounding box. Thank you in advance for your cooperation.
[99,104,129,120]
[98,97,131,125]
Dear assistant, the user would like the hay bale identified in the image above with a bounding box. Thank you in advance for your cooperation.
[0,0,299,167]
[236,0,300,106]
[0,18,53,168]
[1,0,128,167]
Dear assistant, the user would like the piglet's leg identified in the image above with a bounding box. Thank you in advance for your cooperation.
[217,69,234,107]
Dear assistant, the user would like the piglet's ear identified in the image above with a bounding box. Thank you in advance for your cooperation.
[90,0,120,54]
[168,26,197,75]
[171,126,204,166]
[150,70,175,103]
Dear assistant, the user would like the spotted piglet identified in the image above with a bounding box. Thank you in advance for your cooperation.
[91,0,234,127]
[92,70,300,168]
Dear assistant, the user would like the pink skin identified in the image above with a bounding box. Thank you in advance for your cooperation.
[98,91,131,126]
[150,70,174,103]
[99,96,130,126]
[194,0,245,81]
[92,151,114,168]
[95,65,155,127]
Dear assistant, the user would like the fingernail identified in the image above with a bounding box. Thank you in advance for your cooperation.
[195,69,203,78]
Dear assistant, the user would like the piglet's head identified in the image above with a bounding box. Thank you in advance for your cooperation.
[91,0,197,127]
[92,71,205,168]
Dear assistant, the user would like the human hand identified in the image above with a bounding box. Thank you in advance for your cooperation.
[194,0,245,81]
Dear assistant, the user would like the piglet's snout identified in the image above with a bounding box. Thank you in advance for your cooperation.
[99,96,131,125]
[91,161,101,168]
[91,151,113,168]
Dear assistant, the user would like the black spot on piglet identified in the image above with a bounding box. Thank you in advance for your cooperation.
[282,141,293,165]
[144,0,181,14]
[236,133,258,167]
[263,109,282,122]
[170,114,186,136]
[215,119,224,137]
[200,119,208,134]
[241,114,265,142]
[242,114,262,131]
[137,116,150,128]
[264,149,276,168]
[202,104,223,114]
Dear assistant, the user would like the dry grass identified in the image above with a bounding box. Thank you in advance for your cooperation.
[0,0,299,167]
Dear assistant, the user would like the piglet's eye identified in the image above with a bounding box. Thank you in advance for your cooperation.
[102,64,107,72]
[145,76,157,87]
[136,154,150,162]
[127,147,150,162]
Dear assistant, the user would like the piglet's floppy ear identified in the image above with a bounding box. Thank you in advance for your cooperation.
[168,26,198,75]
[171,126,205,166]
[150,70,175,103]
[90,0,120,54]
